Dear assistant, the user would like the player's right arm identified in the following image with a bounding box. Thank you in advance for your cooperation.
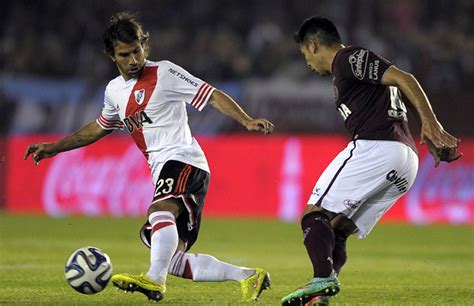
[381,65,462,166]
[24,120,112,165]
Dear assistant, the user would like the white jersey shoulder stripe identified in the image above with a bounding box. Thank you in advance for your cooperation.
[99,113,122,125]
[97,114,123,130]
[191,82,215,111]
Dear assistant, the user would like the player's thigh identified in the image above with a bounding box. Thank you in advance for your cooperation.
[147,160,194,217]
[167,163,209,251]
[307,140,358,213]
[307,140,377,215]
[350,188,402,239]
[350,152,418,238]
[308,140,417,217]
[151,160,194,203]
[143,160,210,250]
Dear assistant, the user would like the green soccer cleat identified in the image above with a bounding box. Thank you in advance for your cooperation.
[281,273,339,306]
[111,272,166,302]
[240,268,271,302]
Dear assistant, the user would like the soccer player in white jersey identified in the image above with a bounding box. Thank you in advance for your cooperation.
[281,17,462,305]
[24,12,273,303]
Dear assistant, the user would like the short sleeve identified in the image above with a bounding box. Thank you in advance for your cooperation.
[159,61,215,111]
[96,86,124,130]
[335,47,393,85]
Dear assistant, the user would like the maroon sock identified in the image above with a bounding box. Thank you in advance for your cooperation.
[332,229,348,275]
[301,211,335,278]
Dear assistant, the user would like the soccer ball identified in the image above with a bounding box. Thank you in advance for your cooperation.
[64,246,113,294]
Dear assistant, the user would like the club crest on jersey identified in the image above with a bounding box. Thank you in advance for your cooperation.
[134,89,146,105]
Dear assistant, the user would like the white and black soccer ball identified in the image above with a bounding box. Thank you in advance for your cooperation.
[64,246,113,294]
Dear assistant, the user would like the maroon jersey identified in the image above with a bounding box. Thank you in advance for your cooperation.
[332,46,416,152]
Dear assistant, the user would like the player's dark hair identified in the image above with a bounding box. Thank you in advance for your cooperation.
[294,16,342,46]
[103,11,149,56]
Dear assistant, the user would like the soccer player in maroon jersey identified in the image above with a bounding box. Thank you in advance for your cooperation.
[281,17,462,305]
[24,11,273,303]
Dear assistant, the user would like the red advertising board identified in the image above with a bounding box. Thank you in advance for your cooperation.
[4,135,474,224]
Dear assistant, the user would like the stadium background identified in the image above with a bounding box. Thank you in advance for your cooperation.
[1,0,472,223]
[0,1,473,305]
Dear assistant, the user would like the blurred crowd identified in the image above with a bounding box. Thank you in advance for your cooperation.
[2,0,473,89]
[0,0,473,135]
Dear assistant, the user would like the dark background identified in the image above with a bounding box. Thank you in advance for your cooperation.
[1,0,472,136]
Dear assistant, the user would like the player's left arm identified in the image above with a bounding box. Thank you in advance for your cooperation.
[381,65,462,166]
[208,89,274,134]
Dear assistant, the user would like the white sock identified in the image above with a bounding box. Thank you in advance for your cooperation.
[146,211,178,285]
[168,251,255,282]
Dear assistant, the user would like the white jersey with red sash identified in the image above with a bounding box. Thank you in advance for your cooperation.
[96,60,214,184]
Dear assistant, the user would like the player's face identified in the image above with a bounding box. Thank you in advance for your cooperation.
[299,42,327,76]
[112,40,146,80]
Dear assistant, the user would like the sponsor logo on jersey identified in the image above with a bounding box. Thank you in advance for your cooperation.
[123,110,153,133]
[168,67,199,87]
[349,49,368,80]
[134,89,146,105]
[337,103,352,121]
[386,169,408,193]
[368,60,380,80]
[387,86,408,121]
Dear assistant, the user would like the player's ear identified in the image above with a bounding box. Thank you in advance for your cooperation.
[307,39,318,54]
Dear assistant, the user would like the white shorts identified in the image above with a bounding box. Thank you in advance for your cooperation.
[307,140,418,239]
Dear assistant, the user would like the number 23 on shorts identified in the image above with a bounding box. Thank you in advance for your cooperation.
[154,178,174,197]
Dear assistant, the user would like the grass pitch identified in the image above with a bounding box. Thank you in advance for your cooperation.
[0,214,473,305]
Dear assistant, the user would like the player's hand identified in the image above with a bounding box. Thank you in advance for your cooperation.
[24,142,58,165]
[245,118,274,134]
[420,123,462,167]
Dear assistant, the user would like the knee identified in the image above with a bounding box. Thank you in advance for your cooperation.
[147,202,161,216]
[301,211,329,227]
[147,198,182,217]
[300,210,334,242]
[300,206,335,225]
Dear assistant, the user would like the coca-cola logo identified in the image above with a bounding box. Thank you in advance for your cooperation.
[406,156,474,223]
[42,145,153,216]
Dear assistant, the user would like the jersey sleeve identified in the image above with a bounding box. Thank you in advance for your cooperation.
[335,47,393,85]
[159,61,215,111]
[96,86,124,130]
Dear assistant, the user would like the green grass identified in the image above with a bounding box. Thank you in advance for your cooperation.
[0,214,473,305]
